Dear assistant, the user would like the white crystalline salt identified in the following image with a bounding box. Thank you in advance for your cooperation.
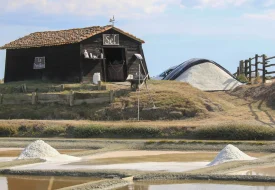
[17,140,80,161]
[208,144,256,166]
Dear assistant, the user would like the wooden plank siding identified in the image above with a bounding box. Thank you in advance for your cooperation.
[80,29,148,82]
[5,43,80,82]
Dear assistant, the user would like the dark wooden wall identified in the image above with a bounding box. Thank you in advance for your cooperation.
[80,29,148,82]
[4,44,80,82]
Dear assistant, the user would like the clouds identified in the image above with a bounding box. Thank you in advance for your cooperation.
[180,0,251,8]
[180,0,275,9]
[0,0,179,19]
[244,9,275,20]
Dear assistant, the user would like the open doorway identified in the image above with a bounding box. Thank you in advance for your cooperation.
[104,48,126,82]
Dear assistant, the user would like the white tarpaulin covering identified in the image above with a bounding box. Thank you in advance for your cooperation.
[163,58,243,91]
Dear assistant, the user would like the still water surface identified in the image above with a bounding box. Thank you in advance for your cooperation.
[0,175,100,190]
[117,181,275,190]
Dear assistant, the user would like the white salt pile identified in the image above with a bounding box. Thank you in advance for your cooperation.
[17,140,80,162]
[208,144,256,166]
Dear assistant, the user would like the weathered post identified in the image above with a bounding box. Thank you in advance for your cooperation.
[31,92,37,105]
[69,90,74,106]
[255,54,258,78]
[240,60,244,74]
[244,60,248,77]
[109,90,114,103]
[237,67,240,76]
[61,84,65,91]
[263,54,266,84]
[98,81,102,90]
[21,84,27,93]
[0,94,2,104]
[249,58,252,82]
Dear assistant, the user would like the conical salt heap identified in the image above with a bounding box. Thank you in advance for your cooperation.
[18,140,60,159]
[208,144,256,166]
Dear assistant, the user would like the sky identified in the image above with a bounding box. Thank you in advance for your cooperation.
[1,0,275,79]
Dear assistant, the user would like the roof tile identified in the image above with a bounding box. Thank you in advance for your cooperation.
[0,25,144,49]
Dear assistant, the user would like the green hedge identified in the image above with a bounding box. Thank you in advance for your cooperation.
[0,123,274,140]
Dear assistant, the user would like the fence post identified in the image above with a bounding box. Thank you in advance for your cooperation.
[21,84,27,93]
[61,84,65,91]
[69,90,74,106]
[244,60,248,77]
[263,54,266,84]
[98,81,102,90]
[237,67,240,76]
[249,58,252,82]
[0,94,2,104]
[240,60,244,74]
[31,92,37,105]
[255,54,258,78]
[109,90,114,103]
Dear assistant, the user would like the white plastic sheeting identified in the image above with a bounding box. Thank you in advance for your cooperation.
[176,62,242,91]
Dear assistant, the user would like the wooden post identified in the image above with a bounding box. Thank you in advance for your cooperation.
[31,92,37,105]
[109,90,114,103]
[255,54,258,78]
[237,67,240,76]
[249,58,252,82]
[69,90,74,106]
[244,60,248,77]
[263,54,266,84]
[240,60,244,74]
[0,94,2,104]
[21,84,27,93]
[61,84,65,91]
[98,81,102,90]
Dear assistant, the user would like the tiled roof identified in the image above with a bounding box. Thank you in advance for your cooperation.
[0,25,144,49]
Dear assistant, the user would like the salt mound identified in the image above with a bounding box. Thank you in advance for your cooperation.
[208,144,256,166]
[17,140,80,161]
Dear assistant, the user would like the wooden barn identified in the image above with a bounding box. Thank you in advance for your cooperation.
[0,25,148,83]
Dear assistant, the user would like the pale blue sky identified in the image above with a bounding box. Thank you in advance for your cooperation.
[1,0,275,79]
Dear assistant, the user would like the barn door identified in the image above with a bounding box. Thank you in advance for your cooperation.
[104,48,127,82]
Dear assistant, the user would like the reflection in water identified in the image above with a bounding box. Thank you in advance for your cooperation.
[116,183,275,190]
[0,175,100,190]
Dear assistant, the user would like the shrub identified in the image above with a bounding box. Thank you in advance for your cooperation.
[193,124,275,140]
[43,126,66,137]
[0,126,17,137]
[65,125,107,138]
[237,74,248,83]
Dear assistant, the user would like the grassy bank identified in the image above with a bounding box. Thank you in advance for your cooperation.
[0,122,274,140]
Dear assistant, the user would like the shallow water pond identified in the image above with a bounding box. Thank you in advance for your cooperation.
[117,181,275,190]
[235,166,275,176]
[0,149,85,157]
[0,175,101,190]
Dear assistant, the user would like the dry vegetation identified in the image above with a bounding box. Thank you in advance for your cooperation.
[0,80,274,139]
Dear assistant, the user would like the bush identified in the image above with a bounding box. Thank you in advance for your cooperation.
[0,126,17,137]
[43,126,66,137]
[237,74,248,83]
[193,124,275,140]
[65,125,161,138]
